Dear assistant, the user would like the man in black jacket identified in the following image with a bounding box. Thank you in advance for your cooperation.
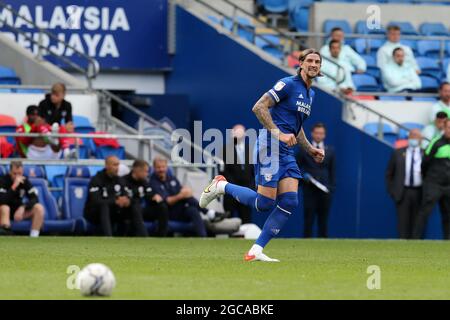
[0,161,44,237]
[296,123,336,238]
[122,160,169,237]
[38,83,73,125]
[84,156,146,237]
[413,120,450,239]
[221,124,255,224]
[386,129,424,239]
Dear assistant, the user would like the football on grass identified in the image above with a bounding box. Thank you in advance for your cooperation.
[77,263,116,297]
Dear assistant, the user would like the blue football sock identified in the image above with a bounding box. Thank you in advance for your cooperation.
[255,192,298,248]
[225,183,275,212]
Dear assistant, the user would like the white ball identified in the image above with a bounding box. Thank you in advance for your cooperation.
[77,263,116,297]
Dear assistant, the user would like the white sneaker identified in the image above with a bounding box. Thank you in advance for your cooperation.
[199,175,227,208]
[244,251,280,262]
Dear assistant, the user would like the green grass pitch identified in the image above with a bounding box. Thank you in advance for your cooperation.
[0,237,449,299]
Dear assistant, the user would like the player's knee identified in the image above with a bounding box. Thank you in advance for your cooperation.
[34,204,45,216]
[277,192,298,215]
[255,194,276,213]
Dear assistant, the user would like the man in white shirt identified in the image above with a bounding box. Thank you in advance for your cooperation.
[317,40,356,94]
[386,129,423,239]
[429,82,450,123]
[320,27,366,73]
[381,47,421,93]
[377,25,420,74]
[422,111,448,148]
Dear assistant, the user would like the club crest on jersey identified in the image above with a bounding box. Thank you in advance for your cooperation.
[298,93,304,99]
[264,174,273,182]
[274,81,286,91]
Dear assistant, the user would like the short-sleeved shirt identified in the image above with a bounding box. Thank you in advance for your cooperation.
[0,174,39,211]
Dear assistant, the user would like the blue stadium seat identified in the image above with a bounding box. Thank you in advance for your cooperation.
[354,38,384,55]
[378,96,407,101]
[255,34,284,59]
[363,122,395,136]
[388,21,418,35]
[416,57,442,80]
[355,20,386,35]
[0,166,6,176]
[288,0,313,12]
[400,39,418,55]
[62,178,92,234]
[323,19,352,34]
[94,145,125,160]
[222,17,255,42]
[419,75,440,92]
[66,166,91,178]
[291,5,309,31]
[46,165,68,205]
[417,40,447,58]
[207,15,221,25]
[88,166,103,177]
[262,0,289,13]
[0,66,21,85]
[23,165,46,179]
[411,96,437,102]
[14,89,45,94]
[0,89,12,93]
[419,22,449,36]
[0,125,17,145]
[385,0,414,3]
[352,74,382,92]
[12,178,75,234]
[361,55,381,80]
[443,58,450,77]
[398,122,425,139]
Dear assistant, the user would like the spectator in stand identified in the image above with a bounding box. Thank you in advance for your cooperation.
[413,120,450,240]
[429,82,450,124]
[150,157,207,237]
[16,107,61,160]
[38,83,73,126]
[0,161,44,237]
[316,40,356,94]
[320,27,366,74]
[377,25,420,74]
[381,47,421,93]
[422,111,448,149]
[84,156,147,237]
[59,122,83,159]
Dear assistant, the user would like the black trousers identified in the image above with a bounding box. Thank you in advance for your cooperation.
[142,201,169,237]
[395,187,422,239]
[85,201,148,237]
[303,184,332,238]
[413,182,450,240]
[223,194,252,224]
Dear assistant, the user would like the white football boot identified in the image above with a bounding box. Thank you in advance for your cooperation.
[199,175,227,208]
[244,251,280,262]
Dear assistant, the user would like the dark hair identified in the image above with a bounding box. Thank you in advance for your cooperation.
[10,161,23,169]
[387,25,401,32]
[51,83,66,94]
[312,122,326,131]
[329,39,341,49]
[439,82,450,90]
[132,159,149,169]
[26,105,38,116]
[330,27,343,34]
[392,47,404,56]
[299,48,322,63]
[436,111,448,119]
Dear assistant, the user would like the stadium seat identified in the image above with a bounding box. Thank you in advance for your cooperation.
[352,74,381,92]
[363,122,395,136]
[23,165,46,179]
[66,166,91,178]
[388,21,418,35]
[291,5,309,31]
[419,22,449,36]
[0,66,21,85]
[398,122,425,139]
[94,145,125,160]
[262,0,289,13]
[442,57,450,76]
[0,124,17,145]
[355,20,386,35]
[354,38,384,55]
[207,15,221,25]
[323,19,352,34]
[88,166,103,177]
[361,55,381,80]
[378,96,407,101]
[222,17,255,42]
[385,0,414,3]
[62,178,93,234]
[416,57,442,80]
[45,165,68,205]
[400,39,418,55]
[419,75,440,92]
[0,114,17,126]
[12,178,75,234]
[411,96,437,102]
[417,40,447,58]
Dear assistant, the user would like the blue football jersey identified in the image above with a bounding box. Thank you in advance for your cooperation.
[257,75,314,156]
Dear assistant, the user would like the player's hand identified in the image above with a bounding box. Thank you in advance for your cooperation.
[180,187,193,199]
[13,206,25,222]
[12,176,25,190]
[279,133,297,147]
[121,196,130,208]
[309,147,325,163]
[152,194,163,203]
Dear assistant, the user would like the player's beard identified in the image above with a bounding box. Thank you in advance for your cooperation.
[306,68,320,79]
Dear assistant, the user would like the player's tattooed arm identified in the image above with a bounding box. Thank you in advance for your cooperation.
[252,93,277,132]
[296,128,313,153]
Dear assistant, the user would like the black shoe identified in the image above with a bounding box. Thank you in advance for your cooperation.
[0,227,14,236]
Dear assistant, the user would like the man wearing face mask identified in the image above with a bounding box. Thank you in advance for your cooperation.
[221,124,255,224]
[386,129,423,239]
[413,119,450,239]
